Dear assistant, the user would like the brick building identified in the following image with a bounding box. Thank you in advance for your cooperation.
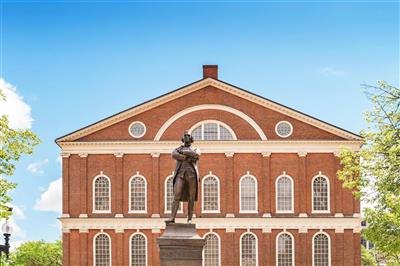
[57,65,362,266]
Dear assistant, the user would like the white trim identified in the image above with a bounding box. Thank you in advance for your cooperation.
[92,174,111,213]
[128,121,147,139]
[202,232,221,266]
[239,231,258,266]
[275,121,293,138]
[93,232,112,266]
[58,140,362,155]
[154,104,267,141]
[128,174,147,213]
[311,174,331,213]
[275,174,294,213]
[164,175,183,214]
[312,231,331,266]
[276,231,295,266]
[189,120,237,140]
[201,174,221,213]
[56,78,361,142]
[239,174,258,213]
[129,232,148,266]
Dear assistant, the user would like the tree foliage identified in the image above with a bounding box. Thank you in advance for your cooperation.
[0,89,40,218]
[337,81,400,264]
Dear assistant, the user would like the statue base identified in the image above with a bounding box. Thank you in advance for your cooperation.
[157,223,206,266]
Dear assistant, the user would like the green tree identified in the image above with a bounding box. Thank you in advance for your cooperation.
[6,240,62,266]
[337,81,400,264]
[0,89,40,218]
[361,246,378,266]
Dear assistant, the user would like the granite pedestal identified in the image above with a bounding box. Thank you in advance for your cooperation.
[157,223,206,266]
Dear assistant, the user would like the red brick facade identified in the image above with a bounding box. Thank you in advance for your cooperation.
[58,66,362,265]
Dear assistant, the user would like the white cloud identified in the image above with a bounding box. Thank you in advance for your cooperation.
[34,178,62,213]
[9,204,25,220]
[27,159,49,175]
[0,79,33,129]
[318,66,346,77]
[10,239,26,251]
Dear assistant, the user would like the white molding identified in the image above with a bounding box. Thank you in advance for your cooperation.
[201,174,221,213]
[92,174,111,213]
[128,121,146,139]
[58,140,362,155]
[299,213,308,218]
[262,151,271,157]
[56,78,362,142]
[312,231,331,266]
[60,152,71,158]
[61,214,70,218]
[276,231,295,266]
[150,152,160,158]
[297,151,308,157]
[79,214,88,218]
[115,214,124,218]
[60,217,362,231]
[164,175,183,214]
[224,152,235,157]
[275,174,294,213]
[189,119,238,141]
[298,228,308,233]
[129,232,148,266]
[275,121,293,138]
[202,232,221,266]
[79,153,88,158]
[239,232,258,266]
[128,174,147,213]
[239,174,258,213]
[262,213,272,218]
[311,174,331,213]
[334,213,344,218]
[93,232,112,266]
[154,104,267,141]
[114,152,124,158]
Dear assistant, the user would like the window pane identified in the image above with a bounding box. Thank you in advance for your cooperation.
[277,233,293,266]
[204,123,218,140]
[95,234,110,266]
[192,126,202,140]
[131,176,146,211]
[203,176,219,211]
[95,176,110,211]
[204,234,219,266]
[219,125,233,140]
[313,176,329,211]
[277,176,292,211]
[313,234,329,266]
[241,176,256,211]
[241,234,257,266]
[131,234,146,266]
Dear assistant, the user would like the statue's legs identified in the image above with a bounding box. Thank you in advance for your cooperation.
[168,176,185,222]
[187,172,197,222]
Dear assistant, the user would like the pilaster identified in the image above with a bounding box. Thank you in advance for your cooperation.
[225,152,234,217]
[114,153,124,217]
[79,153,88,217]
[298,151,307,216]
[151,152,161,217]
[261,152,271,216]
[62,152,70,217]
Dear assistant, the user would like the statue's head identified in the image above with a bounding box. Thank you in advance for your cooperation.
[181,130,193,145]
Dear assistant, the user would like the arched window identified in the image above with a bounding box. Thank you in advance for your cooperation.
[129,175,147,213]
[202,174,220,213]
[130,233,147,266]
[240,232,258,266]
[312,175,330,212]
[164,175,182,213]
[203,232,220,266]
[276,232,294,266]
[313,232,330,266]
[93,175,111,213]
[189,120,236,141]
[276,175,294,213]
[94,233,111,266]
[240,175,258,213]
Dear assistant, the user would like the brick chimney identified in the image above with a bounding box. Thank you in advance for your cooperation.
[203,65,218,79]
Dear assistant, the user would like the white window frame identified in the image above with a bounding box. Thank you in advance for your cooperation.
[311,174,330,213]
[275,121,293,138]
[202,232,221,266]
[312,231,331,266]
[92,174,112,214]
[93,232,112,266]
[188,120,237,140]
[239,174,258,213]
[129,232,148,266]
[276,231,295,266]
[239,231,258,266]
[128,121,147,139]
[128,174,147,214]
[275,174,294,214]
[164,175,183,214]
[201,174,221,213]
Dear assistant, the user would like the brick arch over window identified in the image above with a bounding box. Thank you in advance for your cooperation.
[154,104,267,140]
[190,120,237,141]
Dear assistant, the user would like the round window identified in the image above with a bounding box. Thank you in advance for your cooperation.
[129,121,146,138]
[275,121,293,138]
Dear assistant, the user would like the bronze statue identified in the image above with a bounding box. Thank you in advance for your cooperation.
[166,131,200,224]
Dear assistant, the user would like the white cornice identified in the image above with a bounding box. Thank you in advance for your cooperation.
[59,217,361,232]
[58,140,362,154]
[56,78,362,143]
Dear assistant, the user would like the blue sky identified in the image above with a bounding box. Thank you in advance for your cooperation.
[1,1,398,246]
